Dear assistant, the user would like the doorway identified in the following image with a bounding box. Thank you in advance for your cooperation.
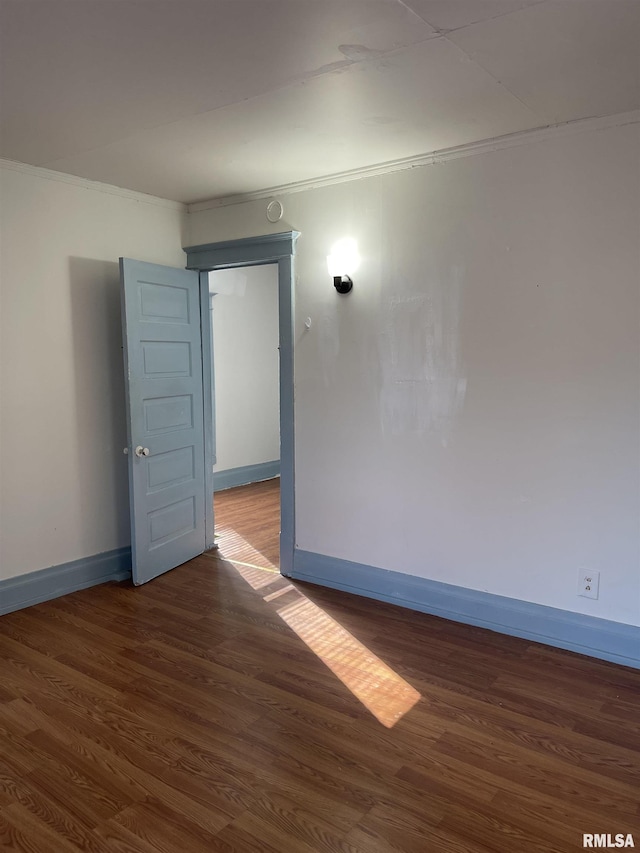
[209,264,280,570]
[184,230,299,577]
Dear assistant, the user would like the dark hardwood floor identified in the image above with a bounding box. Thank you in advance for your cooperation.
[1,479,639,851]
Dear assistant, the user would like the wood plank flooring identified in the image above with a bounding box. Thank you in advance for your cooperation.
[1,479,639,851]
[214,478,280,570]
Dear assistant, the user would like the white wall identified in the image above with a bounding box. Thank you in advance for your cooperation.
[188,120,640,627]
[209,265,279,473]
[0,164,186,580]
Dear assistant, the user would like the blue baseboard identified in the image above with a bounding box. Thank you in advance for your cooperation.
[0,548,132,616]
[290,550,640,670]
[214,460,280,492]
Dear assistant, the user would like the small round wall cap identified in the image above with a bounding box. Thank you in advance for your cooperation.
[266,200,283,223]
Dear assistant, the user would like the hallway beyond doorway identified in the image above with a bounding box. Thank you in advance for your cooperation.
[213,478,280,571]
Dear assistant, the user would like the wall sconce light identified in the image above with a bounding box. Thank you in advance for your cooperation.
[333,273,353,295]
[327,238,360,295]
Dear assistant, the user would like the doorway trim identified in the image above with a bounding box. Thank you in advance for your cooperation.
[184,231,300,576]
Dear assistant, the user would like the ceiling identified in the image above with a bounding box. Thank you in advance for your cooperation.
[1,0,638,204]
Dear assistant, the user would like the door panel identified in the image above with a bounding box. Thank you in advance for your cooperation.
[120,258,206,585]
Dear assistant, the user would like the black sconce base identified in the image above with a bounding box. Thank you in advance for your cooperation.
[334,275,353,294]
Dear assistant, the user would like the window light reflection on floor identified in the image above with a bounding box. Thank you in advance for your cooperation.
[218,530,421,728]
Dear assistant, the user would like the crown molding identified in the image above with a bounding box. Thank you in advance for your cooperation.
[0,159,186,211]
[3,108,637,214]
[188,109,640,213]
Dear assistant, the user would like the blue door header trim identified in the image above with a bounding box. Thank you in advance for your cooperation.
[184,231,300,270]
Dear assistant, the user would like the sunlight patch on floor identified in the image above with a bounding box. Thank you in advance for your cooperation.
[276,593,421,728]
[215,525,278,572]
[223,536,421,728]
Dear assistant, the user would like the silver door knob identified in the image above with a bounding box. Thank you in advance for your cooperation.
[135,446,150,457]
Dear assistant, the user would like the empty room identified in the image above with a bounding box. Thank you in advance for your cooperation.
[0,1,639,851]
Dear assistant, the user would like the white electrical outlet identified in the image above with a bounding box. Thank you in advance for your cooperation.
[578,569,600,599]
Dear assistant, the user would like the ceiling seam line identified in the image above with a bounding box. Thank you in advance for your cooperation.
[394,0,549,35]
[39,33,446,171]
[439,33,549,125]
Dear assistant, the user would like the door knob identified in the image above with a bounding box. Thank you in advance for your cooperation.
[135,446,150,457]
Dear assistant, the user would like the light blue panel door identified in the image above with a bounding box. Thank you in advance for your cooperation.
[120,258,206,585]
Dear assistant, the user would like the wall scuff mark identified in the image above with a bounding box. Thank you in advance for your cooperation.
[378,265,466,436]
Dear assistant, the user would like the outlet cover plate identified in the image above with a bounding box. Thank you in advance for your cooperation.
[578,569,600,599]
